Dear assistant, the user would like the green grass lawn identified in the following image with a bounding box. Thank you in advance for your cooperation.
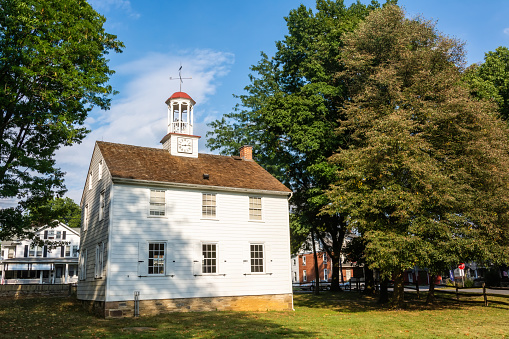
[0,292,507,338]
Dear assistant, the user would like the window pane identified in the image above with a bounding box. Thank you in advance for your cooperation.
[148,242,165,275]
[250,244,264,273]
[202,194,216,218]
[249,197,262,220]
[202,243,217,273]
[150,190,165,216]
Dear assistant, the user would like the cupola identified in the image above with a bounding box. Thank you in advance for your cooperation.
[160,91,201,158]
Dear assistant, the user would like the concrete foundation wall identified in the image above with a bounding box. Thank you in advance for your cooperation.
[82,293,293,318]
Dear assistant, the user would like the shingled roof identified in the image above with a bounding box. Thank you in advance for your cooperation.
[97,141,291,194]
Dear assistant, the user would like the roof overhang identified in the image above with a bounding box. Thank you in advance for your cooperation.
[111,177,292,196]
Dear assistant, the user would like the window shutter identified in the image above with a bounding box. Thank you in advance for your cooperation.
[265,243,272,274]
[24,245,28,257]
[43,246,47,258]
[243,243,250,274]
[61,246,65,258]
[44,231,48,239]
[137,242,147,277]
[193,242,202,276]
[165,242,174,276]
[62,231,66,240]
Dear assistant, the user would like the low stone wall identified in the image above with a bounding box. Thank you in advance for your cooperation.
[0,284,76,298]
[81,293,294,318]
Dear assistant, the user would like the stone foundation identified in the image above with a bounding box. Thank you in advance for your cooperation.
[82,293,293,318]
[0,284,76,298]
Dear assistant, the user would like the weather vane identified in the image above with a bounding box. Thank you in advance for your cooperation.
[170,64,192,92]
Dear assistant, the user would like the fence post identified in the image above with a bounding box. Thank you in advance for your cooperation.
[456,285,459,302]
[483,283,488,307]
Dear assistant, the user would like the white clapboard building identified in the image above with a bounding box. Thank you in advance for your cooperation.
[78,91,293,317]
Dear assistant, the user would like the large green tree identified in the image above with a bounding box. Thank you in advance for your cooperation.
[325,5,509,306]
[30,197,81,229]
[207,0,392,291]
[0,0,123,240]
[463,46,509,121]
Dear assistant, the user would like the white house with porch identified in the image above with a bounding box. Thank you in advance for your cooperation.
[1,222,80,284]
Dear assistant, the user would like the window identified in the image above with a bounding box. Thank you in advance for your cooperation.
[8,247,15,259]
[323,253,327,262]
[249,197,262,220]
[47,230,55,239]
[65,245,71,257]
[293,258,296,266]
[202,193,216,218]
[83,204,89,231]
[202,243,217,273]
[250,244,264,273]
[79,249,87,281]
[293,271,297,282]
[302,256,306,265]
[99,190,105,220]
[72,245,79,257]
[95,243,104,278]
[98,160,103,180]
[29,246,43,257]
[303,270,307,282]
[56,231,62,239]
[88,171,93,190]
[149,189,165,216]
[148,242,165,275]
[324,269,329,281]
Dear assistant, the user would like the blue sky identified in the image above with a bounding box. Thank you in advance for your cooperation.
[52,0,509,204]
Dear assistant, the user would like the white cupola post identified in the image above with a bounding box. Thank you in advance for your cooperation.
[160,91,200,158]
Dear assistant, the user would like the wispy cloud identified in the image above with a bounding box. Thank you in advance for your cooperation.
[504,28,509,36]
[55,49,234,203]
[88,0,140,19]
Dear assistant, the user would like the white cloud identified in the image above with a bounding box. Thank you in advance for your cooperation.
[56,49,234,203]
[504,28,509,35]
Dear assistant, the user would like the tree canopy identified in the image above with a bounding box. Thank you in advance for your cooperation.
[0,0,123,240]
[207,0,393,291]
[324,5,509,305]
[30,197,81,229]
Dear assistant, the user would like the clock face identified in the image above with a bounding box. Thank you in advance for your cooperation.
[177,137,193,154]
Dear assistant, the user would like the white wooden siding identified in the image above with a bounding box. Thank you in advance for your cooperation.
[104,184,291,302]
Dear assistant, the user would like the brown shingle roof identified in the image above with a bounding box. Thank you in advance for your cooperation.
[97,141,291,194]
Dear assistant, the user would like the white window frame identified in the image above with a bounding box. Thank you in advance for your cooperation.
[88,171,93,190]
[47,230,55,239]
[94,243,104,278]
[149,189,166,217]
[98,160,103,181]
[201,243,217,274]
[303,270,307,282]
[202,193,216,219]
[324,268,329,281]
[323,253,327,262]
[302,256,306,265]
[65,245,71,257]
[99,190,105,220]
[250,243,264,273]
[249,196,262,221]
[148,242,166,275]
[72,245,79,258]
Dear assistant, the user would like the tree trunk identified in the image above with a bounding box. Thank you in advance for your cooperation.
[426,274,436,305]
[363,267,375,295]
[378,277,389,304]
[311,230,320,295]
[392,268,405,308]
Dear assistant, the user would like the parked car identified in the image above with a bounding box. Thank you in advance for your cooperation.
[299,280,330,291]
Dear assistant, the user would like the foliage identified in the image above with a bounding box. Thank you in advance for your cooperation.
[207,0,393,291]
[463,46,509,121]
[324,5,509,305]
[0,0,123,240]
[29,197,81,229]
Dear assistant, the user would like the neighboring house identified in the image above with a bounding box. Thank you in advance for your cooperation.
[0,222,80,284]
[291,233,363,285]
[78,91,293,318]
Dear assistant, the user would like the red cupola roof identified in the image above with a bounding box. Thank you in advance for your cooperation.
[165,91,196,105]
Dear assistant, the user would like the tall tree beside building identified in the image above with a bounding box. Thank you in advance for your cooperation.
[324,5,509,306]
[207,0,394,291]
[0,0,123,240]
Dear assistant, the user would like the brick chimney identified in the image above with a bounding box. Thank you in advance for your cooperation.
[239,145,253,161]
